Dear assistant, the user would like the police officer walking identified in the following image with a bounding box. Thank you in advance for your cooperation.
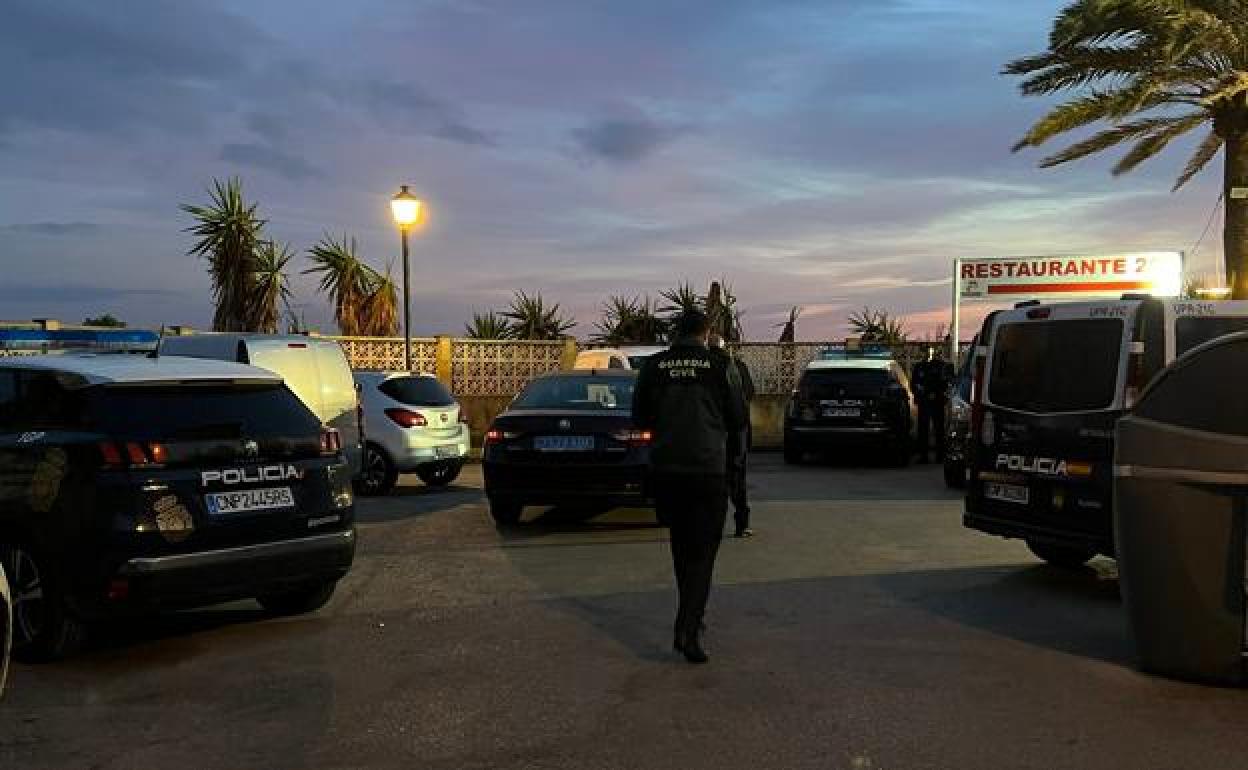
[911,346,953,464]
[634,310,747,664]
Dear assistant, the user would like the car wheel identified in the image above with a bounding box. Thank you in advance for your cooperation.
[2,543,86,662]
[1026,540,1095,569]
[257,580,338,616]
[417,461,462,487]
[943,461,965,488]
[489,498,523,528]
[356,443,398,496]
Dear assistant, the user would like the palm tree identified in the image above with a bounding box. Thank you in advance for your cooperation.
[1007,1,1248,296]
[502,291,576,340]
[181,177,267,331]
[305,234,374,336]
[593,294,666,345]
[847,306,908,345]
[250,240,295,334]
[705,279,743,342]
[358,263,399,337]
[658,281,703,337]
[465,311,515,339]
[776,306,802,343]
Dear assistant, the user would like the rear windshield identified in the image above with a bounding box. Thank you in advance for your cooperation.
[1175,316,1248,356]
[512,376,635,411]
[989,319,1123,413]
[378,376,455,407]
[799,369,891,399]
[627,356,651,370]
[85,384,321,439]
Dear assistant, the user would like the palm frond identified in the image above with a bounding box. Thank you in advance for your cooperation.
[180,177,267,331]
[1112,111,1206,175]
[1173,130,1223,191]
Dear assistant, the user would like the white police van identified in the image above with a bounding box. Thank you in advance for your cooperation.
[964,297,1248,566]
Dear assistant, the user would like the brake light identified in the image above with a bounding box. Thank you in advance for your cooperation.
[611,428,653,445]
[287,342,308,348]
[99,441,167,469]
[485,428,503,444]
[320,427,342,455]
[1125,340,1145,408]
[385,408,427,428]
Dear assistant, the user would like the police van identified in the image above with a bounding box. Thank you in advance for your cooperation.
[964,297,1248,566]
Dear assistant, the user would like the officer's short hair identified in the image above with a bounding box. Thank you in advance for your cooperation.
[674,309,711,338]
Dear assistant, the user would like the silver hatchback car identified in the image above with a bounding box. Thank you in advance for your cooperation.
[354,372,471,495]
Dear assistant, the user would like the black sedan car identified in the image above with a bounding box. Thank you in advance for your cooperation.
[483,370,649,526]
[0,355,356,660]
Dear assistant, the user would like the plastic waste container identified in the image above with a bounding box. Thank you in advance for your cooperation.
[1114,331,1248,685]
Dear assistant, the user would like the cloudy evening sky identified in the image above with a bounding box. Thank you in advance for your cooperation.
[0,0,1229,339]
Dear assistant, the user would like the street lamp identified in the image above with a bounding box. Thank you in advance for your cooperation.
[390,185,424,372]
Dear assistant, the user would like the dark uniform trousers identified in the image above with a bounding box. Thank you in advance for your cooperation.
[652,472,728,632]
[915,400,945,460]
[728,426,750,530]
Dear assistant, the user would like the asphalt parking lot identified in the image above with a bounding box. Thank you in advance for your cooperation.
[2,454,1246,769]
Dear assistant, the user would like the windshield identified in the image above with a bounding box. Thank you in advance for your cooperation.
[989,319,1123,413]
[1175,316,1248,356]
[512,376,635,411]
[86,384,321,438]
[378,376,455,407]
[799,369,891,399]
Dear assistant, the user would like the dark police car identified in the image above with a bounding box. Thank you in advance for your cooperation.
[483,370,648,526]
[784,353,915,465]
[0,355,356,660]
[965,297,1248,566]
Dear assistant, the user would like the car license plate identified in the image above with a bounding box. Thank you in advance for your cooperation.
[205,487,295,515]
[534,435,594,452]
[435,444,459,458]
[984,482,1029,505]
[823,408,861,418]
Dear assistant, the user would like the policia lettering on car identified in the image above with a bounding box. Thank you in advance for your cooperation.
[994,454,1092,477]
[201,465,304,486]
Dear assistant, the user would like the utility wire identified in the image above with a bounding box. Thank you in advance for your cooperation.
[1188,192,1224,269]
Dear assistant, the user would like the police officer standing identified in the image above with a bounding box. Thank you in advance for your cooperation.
[634,310,747,664]
[911,346,953,463]
[711,334,756,537]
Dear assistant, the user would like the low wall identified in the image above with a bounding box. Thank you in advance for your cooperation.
[457,394,790,451]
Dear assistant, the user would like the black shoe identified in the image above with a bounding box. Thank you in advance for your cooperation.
[734,527,754,538]
[673,626,709,664]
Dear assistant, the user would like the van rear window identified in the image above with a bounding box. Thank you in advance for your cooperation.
[1175,316,1248,356]
[989,320,1122,412]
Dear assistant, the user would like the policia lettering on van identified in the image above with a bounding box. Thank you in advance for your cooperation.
[963,296,1248,567]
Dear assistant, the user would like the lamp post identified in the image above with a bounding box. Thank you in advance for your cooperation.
[390,185,424,372]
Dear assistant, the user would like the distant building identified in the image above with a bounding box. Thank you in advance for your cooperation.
[0,319,159,355]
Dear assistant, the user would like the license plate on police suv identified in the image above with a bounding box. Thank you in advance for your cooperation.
[534,436,594,452]
[822,408,861,418]
[205,487,295,515]
[984,482,1029,505]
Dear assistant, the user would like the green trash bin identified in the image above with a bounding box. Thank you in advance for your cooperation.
[1114,331,1248,685]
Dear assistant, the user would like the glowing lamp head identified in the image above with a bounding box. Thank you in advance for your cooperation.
[390,185,424,228]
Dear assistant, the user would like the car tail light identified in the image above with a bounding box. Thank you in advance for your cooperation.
[385,408,427,428]
[485,428,503,444]
[611,428,652,445]
[99,441,167,469]
[1124,340,1146,408]
[320,427,342,455]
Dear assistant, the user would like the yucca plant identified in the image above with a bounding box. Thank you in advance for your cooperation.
[305,234,374,336]
[776,306,803,343]
[1007,0,1248,297]
[181,177,267,331]
[847,306,908,345]
[502,291,576,340]
[593,294,665,345]
[358,263,400,337]
[465,311,515,339]
[250,240,295,334]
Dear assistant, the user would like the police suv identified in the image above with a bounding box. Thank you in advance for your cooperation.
[0,354,356,659]
[964,297,1248,566]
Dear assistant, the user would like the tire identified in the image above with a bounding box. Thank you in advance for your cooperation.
[943,460,965,488]
[1026,540,1095,569]
[257,580,338,616]
[417,461,462,487]
[2,543,87,662]
[489,498,523,528]
[355,443,398,496]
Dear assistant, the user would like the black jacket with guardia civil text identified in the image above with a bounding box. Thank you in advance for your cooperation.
[632,338,747,475]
